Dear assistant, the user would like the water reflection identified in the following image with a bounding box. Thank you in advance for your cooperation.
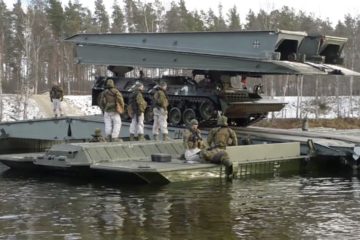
[1,167,360,239]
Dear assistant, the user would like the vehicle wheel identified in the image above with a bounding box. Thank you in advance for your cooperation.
[144,107,153,123]
[182,108,196,126]
[199,100,215,120]
[168,107,182,125]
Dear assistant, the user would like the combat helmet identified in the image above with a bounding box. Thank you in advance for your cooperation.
[135,81,144,90]
[159,80,167,88]
[217,115,228,127]
[106,79,115,88]
[92,128,102,137]
[190,119,199,126]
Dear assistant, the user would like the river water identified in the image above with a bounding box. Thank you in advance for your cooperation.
[1,165,360,240]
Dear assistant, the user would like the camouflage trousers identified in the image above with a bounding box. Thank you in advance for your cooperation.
[130,113,145,135]
[200,148,233,176]
[104,111,122,139]
[184,148,202,162]
[52,99,62,116]
[152,108,168,135]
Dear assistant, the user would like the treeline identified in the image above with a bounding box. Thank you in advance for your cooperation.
[0,0,360,98]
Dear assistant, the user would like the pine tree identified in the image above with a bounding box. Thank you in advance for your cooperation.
[188,10,205,31]
[153,0,165,32]
[124,0,137,32]
[10,0,25,93]
[111,0,125,33]
[227,5,241,31]
[164,1,181,32]
[216,4,226,31]
[0,0,12,119]
[64,1,84,36]
[204,9,217,31]
[94,0,110,33]
[142,2,158,32]
[46,0,65,38]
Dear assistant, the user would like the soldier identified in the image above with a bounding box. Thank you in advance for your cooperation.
[129,82,148,141]
[89,128,106,142]
[50,81,64,118]
[139,70,145,80]
[241,76,248,90]
[99,79,125,142]
[152,81,169,140]
[183,119,205,162]
[200,115,238,178]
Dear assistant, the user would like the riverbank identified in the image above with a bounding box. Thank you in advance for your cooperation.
[254,118,360,129]
[1,94,360,130]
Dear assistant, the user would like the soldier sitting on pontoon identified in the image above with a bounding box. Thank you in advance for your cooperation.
[89,128,106,142]
[183,119,206,162]
[200,115,237,179]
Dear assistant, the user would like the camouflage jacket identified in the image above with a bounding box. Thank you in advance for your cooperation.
[207,127,238,149]
[129,90,148,114]
[153,88,169,109]
[99,88,124,112]
[89,136,106,142]
[50,85,64,100]
[183,128,205,150]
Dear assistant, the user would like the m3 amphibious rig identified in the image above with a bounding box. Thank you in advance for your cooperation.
[65,30,359,127]
[92,68,283,127]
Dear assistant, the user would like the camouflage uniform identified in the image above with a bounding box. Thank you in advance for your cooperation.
[200,115,238,178]
[99,79,125,141]
[152,82,169,140]
[89,128,106,142]
[50,83,64,118]
[129,82,148,141]
[183,119,205,162]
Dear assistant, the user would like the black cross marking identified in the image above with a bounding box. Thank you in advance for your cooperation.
[252,40,260,48]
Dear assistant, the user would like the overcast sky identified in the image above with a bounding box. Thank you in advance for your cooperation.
[4,0,360,25]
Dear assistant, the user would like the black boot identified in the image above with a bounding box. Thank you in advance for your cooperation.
[225,164,233,180]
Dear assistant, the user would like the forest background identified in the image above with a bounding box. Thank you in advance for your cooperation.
[0,0,360,121]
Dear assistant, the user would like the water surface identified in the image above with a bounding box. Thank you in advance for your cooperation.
[1,166,360,240]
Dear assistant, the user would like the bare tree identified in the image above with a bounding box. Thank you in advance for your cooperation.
[296,75,304,119]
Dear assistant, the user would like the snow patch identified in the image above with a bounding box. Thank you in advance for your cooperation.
[1,94,359,122]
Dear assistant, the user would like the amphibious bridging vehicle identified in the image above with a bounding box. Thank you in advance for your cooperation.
[91,68,284,127]
[65,30,360,127]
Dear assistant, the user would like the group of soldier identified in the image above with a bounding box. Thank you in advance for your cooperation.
[96,78,169,142]
[182,116,237,178]
[91,77,238,178]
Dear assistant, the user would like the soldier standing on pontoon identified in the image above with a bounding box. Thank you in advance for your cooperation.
[129,82,148,141]
[152,81,169,141]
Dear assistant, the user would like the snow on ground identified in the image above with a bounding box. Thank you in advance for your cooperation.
[1,94,44,121]
[65,95,102,115]
[273,96,360,119]
[1,94,359,122]
[0,94,101,122]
